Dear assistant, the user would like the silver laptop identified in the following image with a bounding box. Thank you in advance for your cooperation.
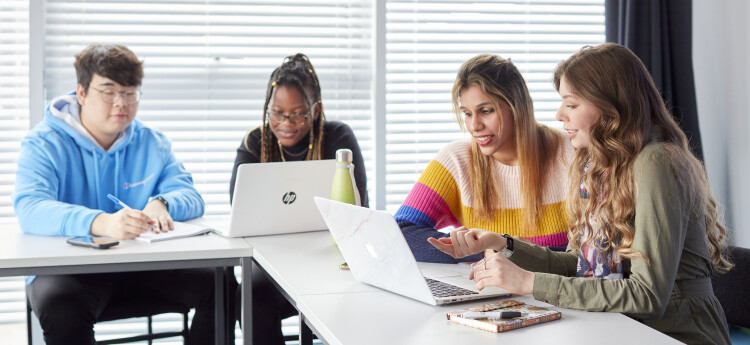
[211,160,336,237]
[314,197,512,305]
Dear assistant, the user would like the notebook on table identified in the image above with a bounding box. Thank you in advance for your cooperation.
[446,299,561,333]
[314,197,512,306]
[135,221,212,243]
[210,160,336,237]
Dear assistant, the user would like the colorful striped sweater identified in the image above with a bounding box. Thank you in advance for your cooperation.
[395,133,573,263]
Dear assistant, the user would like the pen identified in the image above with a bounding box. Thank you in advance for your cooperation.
[459,311,525,319]
[107,193,158,231]
[107,194,132,209]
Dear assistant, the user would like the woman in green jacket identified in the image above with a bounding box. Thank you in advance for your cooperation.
[428,43,732,345]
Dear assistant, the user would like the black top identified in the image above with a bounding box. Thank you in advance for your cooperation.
[230,120,369,207]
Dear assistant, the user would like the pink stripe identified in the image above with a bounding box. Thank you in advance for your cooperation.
[525,232,569,247]
[402,183,460,229]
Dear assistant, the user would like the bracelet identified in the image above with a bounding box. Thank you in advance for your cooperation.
[154,196,169,211]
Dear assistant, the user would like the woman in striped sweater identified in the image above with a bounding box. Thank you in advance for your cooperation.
[395,53,573,263]
[430,43,732,345]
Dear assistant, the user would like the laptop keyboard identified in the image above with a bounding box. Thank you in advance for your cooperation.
[425,278,479,298]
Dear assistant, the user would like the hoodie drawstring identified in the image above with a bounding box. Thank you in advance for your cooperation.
[114,150,120,199]
[93,150,101,210]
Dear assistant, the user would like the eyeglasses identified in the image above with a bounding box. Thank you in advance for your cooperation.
[266,110,310,126]
[89,87,142,104]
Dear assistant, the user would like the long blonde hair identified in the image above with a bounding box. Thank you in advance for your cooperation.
[451,54,562,232]
[554,43,732,273]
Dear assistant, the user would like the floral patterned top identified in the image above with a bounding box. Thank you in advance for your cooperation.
[575,162,624,280]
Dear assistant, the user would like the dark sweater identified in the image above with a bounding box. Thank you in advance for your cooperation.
[230,121,368,207]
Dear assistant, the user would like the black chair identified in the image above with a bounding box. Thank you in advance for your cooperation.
[27,296,189,345]
[711,245,750,329]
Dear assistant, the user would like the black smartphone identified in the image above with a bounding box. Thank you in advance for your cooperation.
[66,236,119,249]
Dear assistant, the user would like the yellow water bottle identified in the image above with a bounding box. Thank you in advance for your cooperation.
[330,149,356,245]
[331,149,356,204]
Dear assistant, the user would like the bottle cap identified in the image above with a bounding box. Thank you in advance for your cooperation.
[336,149,352,163]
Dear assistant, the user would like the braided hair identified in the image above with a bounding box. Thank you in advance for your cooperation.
[247,53,326,162]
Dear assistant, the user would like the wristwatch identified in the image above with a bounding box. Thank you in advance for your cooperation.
[154,196,169,211]
[495,234,514,258]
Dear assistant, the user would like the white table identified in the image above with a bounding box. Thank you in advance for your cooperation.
[0,223,254,345]
[246,230,683,345]
[247,230,379,298]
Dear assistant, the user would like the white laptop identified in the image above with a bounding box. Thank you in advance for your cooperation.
[211,160,336,237]
[314,197,512,305]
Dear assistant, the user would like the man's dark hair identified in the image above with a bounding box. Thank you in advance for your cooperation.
[74,44,143,92]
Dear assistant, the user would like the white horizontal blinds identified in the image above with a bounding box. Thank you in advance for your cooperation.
[0,276,25,324]
[384,0,605,212]
[0,0,29,327]
[0,0,29,219]
[44,0,373,216]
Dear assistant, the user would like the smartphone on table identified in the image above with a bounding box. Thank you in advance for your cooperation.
[66,236,119,249]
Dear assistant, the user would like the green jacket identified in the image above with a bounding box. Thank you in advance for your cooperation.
[509,143,731,345]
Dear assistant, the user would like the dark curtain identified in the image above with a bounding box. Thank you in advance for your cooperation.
[605,0,703,161]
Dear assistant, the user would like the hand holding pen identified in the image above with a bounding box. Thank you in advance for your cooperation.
[108,194,174,234]
[88,194,155,239]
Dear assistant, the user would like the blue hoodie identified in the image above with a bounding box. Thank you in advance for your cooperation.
[13,92,205,237]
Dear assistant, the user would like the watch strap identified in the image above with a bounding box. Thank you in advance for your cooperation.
[500,233,514,252]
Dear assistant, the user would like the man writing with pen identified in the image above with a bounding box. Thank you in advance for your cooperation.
[13,44,216,345]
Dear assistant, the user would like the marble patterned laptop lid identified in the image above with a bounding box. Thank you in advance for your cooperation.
[315,196,447,305]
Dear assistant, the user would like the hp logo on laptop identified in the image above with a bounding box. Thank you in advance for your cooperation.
[282,192,297,205]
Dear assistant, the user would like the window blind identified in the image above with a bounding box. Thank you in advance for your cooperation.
[6,0,373,339]
[0,0,30,328]
[383,0,605,212]
[2,0,605,337]
[43,0,374,216]
[0,0,29,219]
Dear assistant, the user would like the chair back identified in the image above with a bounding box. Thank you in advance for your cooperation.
[711,246,750,329]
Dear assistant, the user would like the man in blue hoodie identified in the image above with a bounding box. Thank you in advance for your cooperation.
[13,44,215,345]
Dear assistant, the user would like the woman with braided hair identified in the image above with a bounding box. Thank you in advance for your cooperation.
[230,53,368,344]
[230,53,368,205]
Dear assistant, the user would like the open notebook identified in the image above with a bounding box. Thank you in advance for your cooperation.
[135,221,212,243]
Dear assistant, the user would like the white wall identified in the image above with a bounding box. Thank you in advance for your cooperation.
[693,0,750,247]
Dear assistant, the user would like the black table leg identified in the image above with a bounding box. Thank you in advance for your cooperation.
[214,267,226,345]
[241,257,253,345]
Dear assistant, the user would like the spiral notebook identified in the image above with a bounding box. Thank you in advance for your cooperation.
[135,221,212,243]
[446,300,561,333]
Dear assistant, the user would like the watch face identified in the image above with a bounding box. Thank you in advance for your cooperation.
[499,248,513,258]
